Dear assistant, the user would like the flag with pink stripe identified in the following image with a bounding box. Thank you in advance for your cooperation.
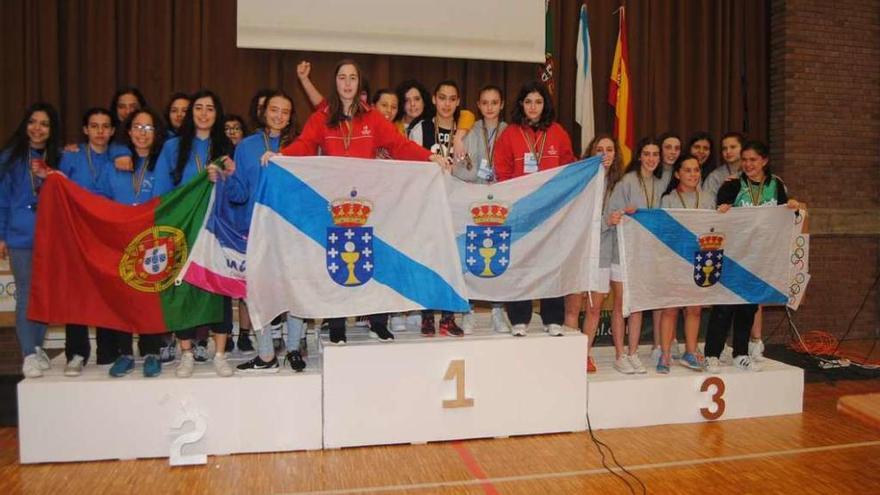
[176,180,247,298]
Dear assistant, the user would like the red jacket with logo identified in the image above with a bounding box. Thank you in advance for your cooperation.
[493,122,576,182]
[281,106,432,161]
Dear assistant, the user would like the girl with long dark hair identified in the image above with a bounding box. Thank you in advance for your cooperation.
[604,137,665,374]
[153,89,237,378]
[0,103,62,378]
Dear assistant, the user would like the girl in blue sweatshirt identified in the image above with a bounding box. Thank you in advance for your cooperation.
[227,90,307,374]
[152,89,236,378]
[0,103,62,378]
[92,108,168,378]
[58,108,120,374]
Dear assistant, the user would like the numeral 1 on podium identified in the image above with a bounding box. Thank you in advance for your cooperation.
[443,359,474,409]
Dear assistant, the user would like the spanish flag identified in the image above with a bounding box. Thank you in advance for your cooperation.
[609,6,634,166]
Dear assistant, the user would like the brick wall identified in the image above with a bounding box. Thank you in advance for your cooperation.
[768,0,880,342]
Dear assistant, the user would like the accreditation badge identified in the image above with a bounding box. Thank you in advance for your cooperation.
[523,153,538,174]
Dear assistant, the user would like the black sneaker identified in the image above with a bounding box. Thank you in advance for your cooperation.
[421,314,436,336]
[286,350,306,372]
[329,326,347,345]
[369,323,395,342]
[237,333,255,352]
[236,356,279,373]
[193,344,209,362]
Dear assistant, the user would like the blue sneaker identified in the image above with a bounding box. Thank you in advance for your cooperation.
[143,354,162,378]
[109,355,135,377]
[679,352,705,371]
[656,356,671,374]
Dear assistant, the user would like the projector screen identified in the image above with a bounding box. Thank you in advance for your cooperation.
[237,0,545,63]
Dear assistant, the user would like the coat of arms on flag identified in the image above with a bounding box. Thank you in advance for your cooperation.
[694,231,725,287]
[119,226,188,293]
[326,189,374,287]
[465,197,511,278]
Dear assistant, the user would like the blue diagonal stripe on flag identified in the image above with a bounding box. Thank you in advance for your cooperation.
[455,156,601,269]
[257,163,469,311]
[629,209,788,304]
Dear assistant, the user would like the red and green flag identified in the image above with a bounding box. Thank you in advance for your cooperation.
[537,0,556,96]
[28,172,223,334]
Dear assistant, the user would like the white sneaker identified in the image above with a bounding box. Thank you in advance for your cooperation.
[491,306,511,333]
[749,339,766,362]
[64,355,85,377]
[390,314,406,332]
[706,356,722,374]
[34,346,51,370]
[613,355,636,374]
[176,351,195,378]
[734,355,762,372]
[511,324,528,337]
[405,313,422,332]
[670,340,682,360]
[720,345,735,365]
[213,353,234,377]
[627,353,647,374]
[650,346,662,363]
[23,354,43,378]
[462,311,475,335]
[546,323,565,336]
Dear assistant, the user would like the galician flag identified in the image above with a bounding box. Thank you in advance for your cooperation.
[575,2,596,154]
[177,178,247,299]
[609,6,634,166]
[246,157,469,329]
[447,156,604,301]
[617,207,808,315]
[29,173,223,333]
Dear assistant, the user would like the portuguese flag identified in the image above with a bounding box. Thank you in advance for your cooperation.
[28,172,223,333]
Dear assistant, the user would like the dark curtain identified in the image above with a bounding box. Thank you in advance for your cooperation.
[1,0,767,152]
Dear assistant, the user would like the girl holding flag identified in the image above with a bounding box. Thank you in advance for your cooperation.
[453,84,511,334]
[92,108,167,377]
[656,155,715,374]
[279,59,451,345]
[580,134,623,373]
[153,89,237,378]
[0,103,62,378]
[605,137,665,374]
[706,140,800,373]
[493,80,576,337]
[226,89,308,373]
[59,108,120,376]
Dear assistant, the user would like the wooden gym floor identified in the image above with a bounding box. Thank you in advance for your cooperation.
[0,351,878,494]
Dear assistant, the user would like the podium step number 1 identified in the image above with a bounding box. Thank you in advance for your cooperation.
[443,359,474,409]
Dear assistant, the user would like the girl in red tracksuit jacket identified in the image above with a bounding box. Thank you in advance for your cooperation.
[492,81,576,337]
[280,59,449,345]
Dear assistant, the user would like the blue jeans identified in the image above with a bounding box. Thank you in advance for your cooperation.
[256,314,305,360]
[9,248,48,356]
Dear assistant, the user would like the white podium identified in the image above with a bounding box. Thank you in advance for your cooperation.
[322,328,588,448]
[16,314,806,463]
[18,354,323,464]
[586,345,804,430]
